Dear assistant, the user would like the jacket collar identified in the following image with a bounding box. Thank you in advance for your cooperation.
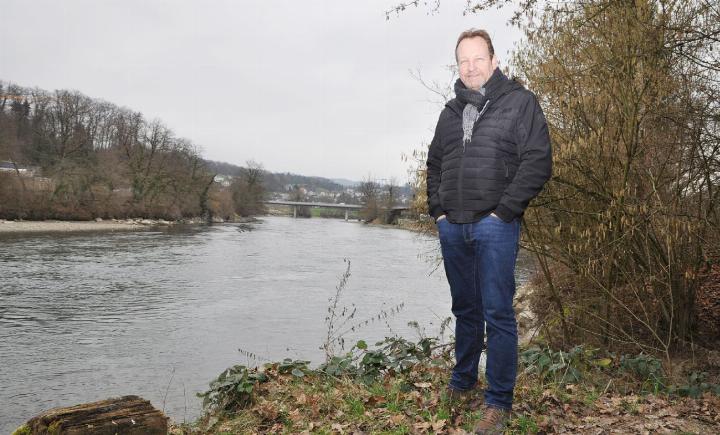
[446,68,522,116]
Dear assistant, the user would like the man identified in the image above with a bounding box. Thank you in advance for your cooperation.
[426,29,552,433]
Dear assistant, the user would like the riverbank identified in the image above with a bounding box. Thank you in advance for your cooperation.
[0,215,434,235]
[363,217,433,235]
[15,345,720,434]
[13,338,719,434]
[169,339,720,434]
[0,218,174,233]
[0,217,262,233]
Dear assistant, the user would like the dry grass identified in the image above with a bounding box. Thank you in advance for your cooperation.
[171,348,720,434]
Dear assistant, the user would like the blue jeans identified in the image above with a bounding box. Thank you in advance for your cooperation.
[437,214,520,410]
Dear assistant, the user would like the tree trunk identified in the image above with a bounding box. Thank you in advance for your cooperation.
[22,395,167,435]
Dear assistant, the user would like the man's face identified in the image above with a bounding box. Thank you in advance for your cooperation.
[457,37,498,91]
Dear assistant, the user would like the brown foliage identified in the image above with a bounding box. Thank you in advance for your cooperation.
[207,185,235,221]
[0,82,228,220]
[696,264,720,344]
[231,160,267,217]
[358,178,381,222]
[511,0,720,355]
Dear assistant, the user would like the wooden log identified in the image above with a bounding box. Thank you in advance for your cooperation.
[21,395,167,435]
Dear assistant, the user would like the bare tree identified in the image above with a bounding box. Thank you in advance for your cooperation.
[358,177,381,222]
[0,81,221,220]
[509,0,720,355]
[288,184,311,218]
[381,177,400,224]
[232,160,267,217]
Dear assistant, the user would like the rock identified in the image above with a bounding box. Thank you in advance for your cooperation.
[236,216,260,223]
[95,217,103,222]
[140,219,154,225]
[19,395,167,434]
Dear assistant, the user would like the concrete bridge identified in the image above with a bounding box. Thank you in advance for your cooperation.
[264,200,409,221]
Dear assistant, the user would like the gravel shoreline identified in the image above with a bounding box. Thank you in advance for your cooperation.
[0,219,172,233]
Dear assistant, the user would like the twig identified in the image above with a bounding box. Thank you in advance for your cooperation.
[162,367,176,413]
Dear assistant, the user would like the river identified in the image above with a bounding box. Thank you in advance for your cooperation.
[0,216,535,431]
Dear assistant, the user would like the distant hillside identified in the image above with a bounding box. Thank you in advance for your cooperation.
[204,160,351,193]
[330,178,360,188]
[204,160,413,198]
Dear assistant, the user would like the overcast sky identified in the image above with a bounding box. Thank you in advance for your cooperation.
[1,1,521,182]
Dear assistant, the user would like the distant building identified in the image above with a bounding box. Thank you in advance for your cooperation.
[0,161,23,172]
[0,161,37,176]
[213,174,233,187]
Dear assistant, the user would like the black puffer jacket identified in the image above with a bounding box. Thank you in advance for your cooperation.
[426,68,552,223]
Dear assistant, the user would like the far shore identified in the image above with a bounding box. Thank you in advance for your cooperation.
[0,218,173,233]
[0,215,420,234]
[0,216,265,234]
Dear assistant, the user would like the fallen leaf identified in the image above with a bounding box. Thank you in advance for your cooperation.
[288,408,303,423]
[406,391,422,399]
[431,419,446,431]
[364,395,387,406]
[468,398,483,410]
[452,414,464,427]
[594,358,613,367]
[311,402,321,418]
[413,421,431,432]
[296,393,307,405]
[389,414,406,425]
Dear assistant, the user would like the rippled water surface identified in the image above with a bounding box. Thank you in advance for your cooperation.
[0,217,534,431]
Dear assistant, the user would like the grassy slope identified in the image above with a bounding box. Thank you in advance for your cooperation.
[173,347,720,434]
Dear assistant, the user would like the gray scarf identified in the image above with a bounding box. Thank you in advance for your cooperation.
[455,82,490,149]
[455,70,517,150]
[462,98,480,145]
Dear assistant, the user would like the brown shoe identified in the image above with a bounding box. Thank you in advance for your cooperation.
[473,406,510,434]
[445,385,478,402]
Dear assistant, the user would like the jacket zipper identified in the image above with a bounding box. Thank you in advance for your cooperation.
[458,151,466,219]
